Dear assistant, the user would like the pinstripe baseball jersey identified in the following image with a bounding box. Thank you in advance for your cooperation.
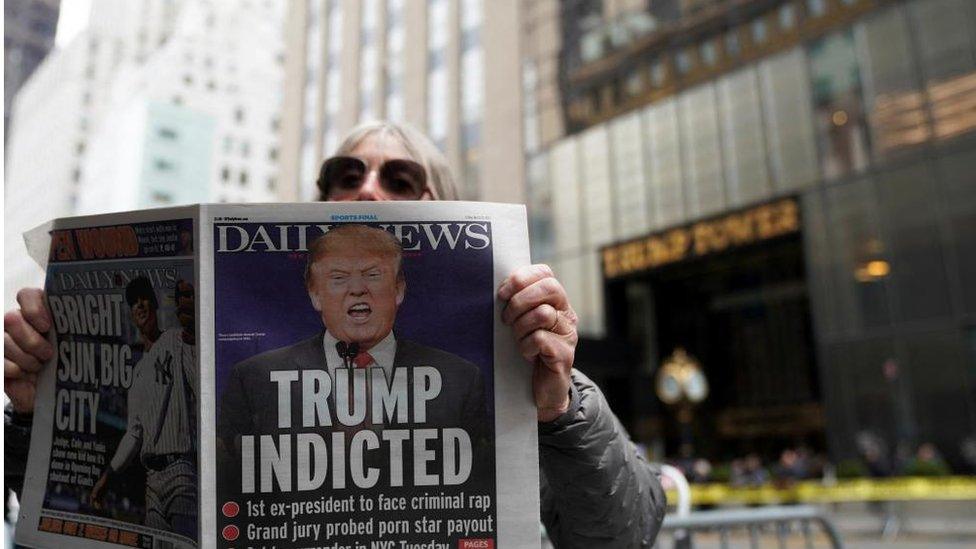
[110,328,197,471]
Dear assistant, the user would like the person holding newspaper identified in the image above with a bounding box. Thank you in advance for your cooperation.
[5,121,665,547]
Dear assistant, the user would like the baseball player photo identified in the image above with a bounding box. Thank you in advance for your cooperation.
[91,276,198,540]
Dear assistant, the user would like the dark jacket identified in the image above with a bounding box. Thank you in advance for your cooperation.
[540,370,667,548]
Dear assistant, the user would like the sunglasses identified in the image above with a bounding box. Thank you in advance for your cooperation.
[317,156,429,200]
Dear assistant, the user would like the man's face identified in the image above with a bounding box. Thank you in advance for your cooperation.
[130,296,158,336]
[308,251,405,350]
[176,280,195,342]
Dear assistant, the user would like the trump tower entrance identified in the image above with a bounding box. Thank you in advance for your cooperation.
[597,198,825,461]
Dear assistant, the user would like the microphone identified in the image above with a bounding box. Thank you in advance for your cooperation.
[335,341,350,368]
[334,341,360,368]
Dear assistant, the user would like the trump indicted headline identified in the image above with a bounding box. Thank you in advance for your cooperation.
[239,365,474,493]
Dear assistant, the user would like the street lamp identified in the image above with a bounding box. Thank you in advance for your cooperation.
[656,348,709,452]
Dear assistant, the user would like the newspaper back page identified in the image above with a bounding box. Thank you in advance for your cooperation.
[17,209,200,549]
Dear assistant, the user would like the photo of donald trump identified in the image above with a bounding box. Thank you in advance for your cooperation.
[216,224,491,493]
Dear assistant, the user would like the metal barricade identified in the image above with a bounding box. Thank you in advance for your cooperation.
[657,505,844,548]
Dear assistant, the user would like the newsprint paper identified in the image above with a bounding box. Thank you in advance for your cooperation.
[16,202,540,549]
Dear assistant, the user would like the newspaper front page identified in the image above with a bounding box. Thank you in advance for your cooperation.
[17,208,200,549]
[17,202,540,549]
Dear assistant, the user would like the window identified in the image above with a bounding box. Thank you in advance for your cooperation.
[267,176,277,191]
[725,30,741,57]
[158,127,177,140]
[241,141,250,157]
[876,162,952,320]
[154,159,174,171]
[268,147,278,161]
[780,4,796,30]
[234,107,245,123]
[701,40,718,67]
[221,167,230,181]
[807,0,827,17]
[752,18,768,44]
[151,191,173,204]
[239,171,249,185]
[759,49,819,190]
[856,7,930,158]
[644,99,685,227]
[624,72,643,97]
[680,84,726,217]
[676,49,693,75]
[650,60,667,86]
[808,31,870,179]
[824,177,893,331]
[76,141,86,155]
[182,74,193,86]
[718,66,770,206]
[909,0,976,142]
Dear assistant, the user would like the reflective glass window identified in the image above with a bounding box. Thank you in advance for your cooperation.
[808,31,871,179]
[718,66,770,206]
[876,162,952,320]
[580,126,615,248]
[824,177,893,331]
[937,148,976,315]
[610,113,650,238]
[679,83,725,217]
[643,99,685,227]
[856,6,930,158]
[526,153,554,261]
[550,140,582,253]
[759,49,819,190]
[909,0,976,142]
[582,251,605,337]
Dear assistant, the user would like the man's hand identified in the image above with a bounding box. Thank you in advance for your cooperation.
[91,470,110,510]
[498,264,578,423]
[4,288,54,413]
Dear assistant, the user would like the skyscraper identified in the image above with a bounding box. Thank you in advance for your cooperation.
[4,0,61,143]
[277,0,524,204]
[4,0,287,306]
[523,0,976,467]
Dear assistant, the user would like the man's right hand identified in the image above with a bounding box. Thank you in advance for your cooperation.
[91,470,110,510]
[4,288,54,413]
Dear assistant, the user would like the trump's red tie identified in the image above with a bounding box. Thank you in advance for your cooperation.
[353,351,374,368]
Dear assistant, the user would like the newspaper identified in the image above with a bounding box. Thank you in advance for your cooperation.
[17,202,540,549]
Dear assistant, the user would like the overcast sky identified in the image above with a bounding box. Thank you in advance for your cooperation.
[55,0,92,48]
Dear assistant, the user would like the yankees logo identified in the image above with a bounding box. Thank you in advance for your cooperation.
[154,353,173,385]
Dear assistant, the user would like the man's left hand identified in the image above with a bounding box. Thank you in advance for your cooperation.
[499,264,578,423]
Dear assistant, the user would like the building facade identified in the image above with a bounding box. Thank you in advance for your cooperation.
[278,0,524,203]
[4,0,61,142]
[4,0,287,307]
[524,0,976,467]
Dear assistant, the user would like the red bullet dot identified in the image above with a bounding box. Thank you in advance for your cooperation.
[222,525,239,541]
[222,501,240,518]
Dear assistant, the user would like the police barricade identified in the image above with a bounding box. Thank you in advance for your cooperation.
[657,505,843,549]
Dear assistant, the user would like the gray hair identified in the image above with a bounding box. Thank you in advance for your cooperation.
[325,121,459,200]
